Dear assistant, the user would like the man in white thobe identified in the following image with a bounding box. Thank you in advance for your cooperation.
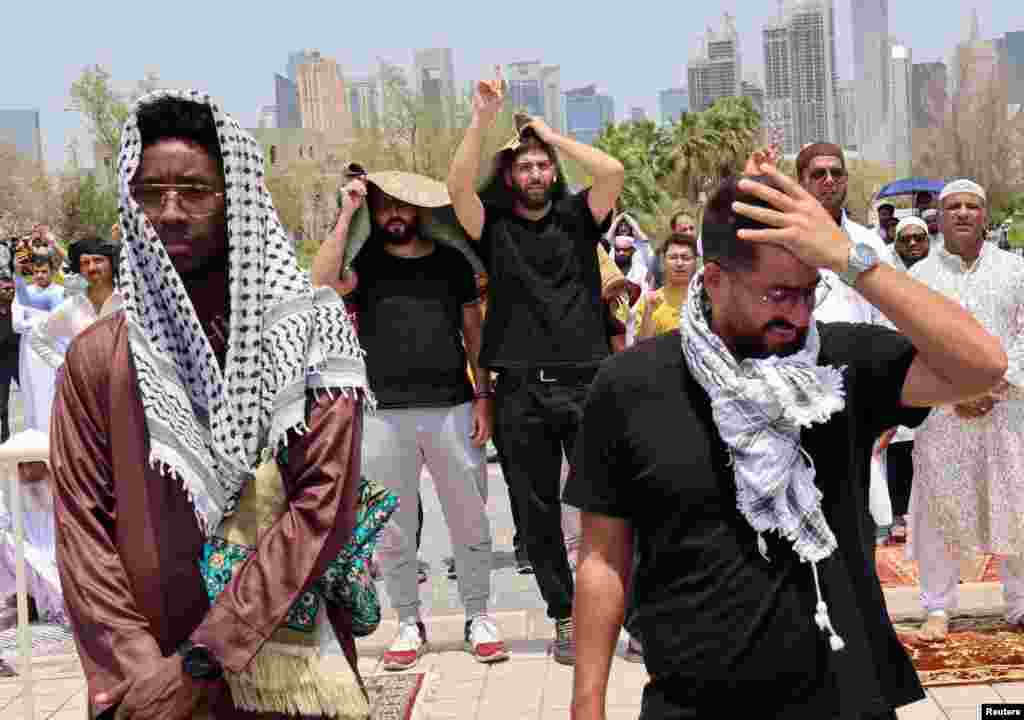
[907,179,1024,641]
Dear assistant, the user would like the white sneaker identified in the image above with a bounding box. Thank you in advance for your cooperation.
[383,618,428,671]
[465,615,509,664]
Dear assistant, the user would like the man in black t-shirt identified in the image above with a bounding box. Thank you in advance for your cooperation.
[311,171,507,671]
[447,76,625,665]
[566,166,1009,720]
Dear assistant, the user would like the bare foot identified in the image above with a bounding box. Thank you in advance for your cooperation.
[917,613,949,642]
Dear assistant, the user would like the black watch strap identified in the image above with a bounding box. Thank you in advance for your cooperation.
[177,640,223,680]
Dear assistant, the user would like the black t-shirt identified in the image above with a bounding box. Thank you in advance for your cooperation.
[565,324,930,719]
[0,309,17,366]
[478,190,611,369]
[352,241,478,409]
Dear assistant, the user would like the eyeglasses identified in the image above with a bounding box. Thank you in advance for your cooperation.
[809,167,847,182]
[896,233,929,245]
[513,161,553,176]
[728,270,832,310]
[130,183,225,217]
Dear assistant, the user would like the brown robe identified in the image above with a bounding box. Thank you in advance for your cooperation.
[50,313,365,719]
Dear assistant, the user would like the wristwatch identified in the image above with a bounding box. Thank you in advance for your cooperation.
[839,242,880,287]
[177,640,223,681]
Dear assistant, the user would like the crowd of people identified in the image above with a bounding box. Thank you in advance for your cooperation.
[0,76,1018,720]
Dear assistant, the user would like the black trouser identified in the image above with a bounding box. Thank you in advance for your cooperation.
[490,431,524,550]
[0,360,18,444]
[886,441,914,517]
[494,367,593,620]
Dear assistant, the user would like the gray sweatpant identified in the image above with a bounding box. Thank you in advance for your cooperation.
[365,402,492,621]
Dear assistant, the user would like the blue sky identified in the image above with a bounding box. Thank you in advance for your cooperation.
[2,0,1019,170]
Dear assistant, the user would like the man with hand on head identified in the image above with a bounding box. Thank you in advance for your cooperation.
[447,71,625,666]
[567,164,1006,720]
[311,167,505,670]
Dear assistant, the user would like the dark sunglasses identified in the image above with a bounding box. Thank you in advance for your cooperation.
[809,167,847,182]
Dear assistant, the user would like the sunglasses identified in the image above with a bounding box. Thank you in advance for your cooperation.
[809,167,847,182]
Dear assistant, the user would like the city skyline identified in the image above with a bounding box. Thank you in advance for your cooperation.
[4,0,1020,170]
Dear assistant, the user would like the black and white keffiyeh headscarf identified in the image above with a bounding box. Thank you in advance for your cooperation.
[116,89,371,537]
[681,268,849,650]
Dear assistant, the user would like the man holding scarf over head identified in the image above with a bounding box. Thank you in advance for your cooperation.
[567,164,1006,719]
[51,91,373,720]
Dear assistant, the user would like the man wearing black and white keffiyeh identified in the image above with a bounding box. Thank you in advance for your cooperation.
[566,162,1009,720]
[49,90,373,720]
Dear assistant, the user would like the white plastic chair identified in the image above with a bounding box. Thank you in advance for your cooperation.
[0,429,51,720]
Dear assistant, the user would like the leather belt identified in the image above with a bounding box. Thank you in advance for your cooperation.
[498,366,599,386]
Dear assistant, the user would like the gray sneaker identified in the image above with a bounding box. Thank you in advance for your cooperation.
[552,617,576,666]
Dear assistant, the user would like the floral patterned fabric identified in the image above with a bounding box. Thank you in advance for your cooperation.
[199,469,398,638]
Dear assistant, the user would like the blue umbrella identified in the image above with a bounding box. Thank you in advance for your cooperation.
[874,177,947,201]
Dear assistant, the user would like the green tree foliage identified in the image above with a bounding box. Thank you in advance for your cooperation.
[594,120,672,228]
[61,173,119,240]
[69,66,131,169]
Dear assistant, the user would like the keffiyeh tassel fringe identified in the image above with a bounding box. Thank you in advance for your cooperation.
[810,561,845,652]
[225,643,369,719]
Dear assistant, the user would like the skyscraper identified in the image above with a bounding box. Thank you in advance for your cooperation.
[788,0,838,149]
[347,75,380,131]
[414,48,456,124]
[506,61,564,133]
[287,50,316,82]
[658,87,689,126]
[852,0,890,162]
[911,62,948,129]
[741,79,766,115]
[764,11,796,154]
[295,51,352,143]
[835,81,857,148]
[996,30,1024,106]
[762,0,838,152]
[564,85,614,145]
[889,44,913,175]
[687,13,742,112]
[274,74,301,130]
[0,109,42,164]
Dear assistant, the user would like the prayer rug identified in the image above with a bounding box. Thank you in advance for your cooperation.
[0,624,76,660]
[894,615,1024,686]
[365,672,426,720]
[875,538,1001,588]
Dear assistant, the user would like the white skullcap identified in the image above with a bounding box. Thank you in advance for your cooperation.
[939,179,986,203]
[895,216,929,238]
[613,235,635,250]
[922,209,938,220]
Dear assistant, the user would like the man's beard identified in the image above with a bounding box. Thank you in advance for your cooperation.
[378,216,418,245]
[513,182,554,211]
[614,254,633,273]
[731,320,809,360]
[818,186,847,217]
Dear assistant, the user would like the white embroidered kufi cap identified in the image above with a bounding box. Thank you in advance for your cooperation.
[939,179,986,203]
[895,216,929,238]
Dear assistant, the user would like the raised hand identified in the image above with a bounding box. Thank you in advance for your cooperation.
[337,178,367,220]
[473,66,505,127]
[732,164,851,274]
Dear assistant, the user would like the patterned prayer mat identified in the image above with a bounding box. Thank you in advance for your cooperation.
[0,624,76,659]
[875,543,1001,588]
[894,616,1024,686]
[365,672,426,720]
